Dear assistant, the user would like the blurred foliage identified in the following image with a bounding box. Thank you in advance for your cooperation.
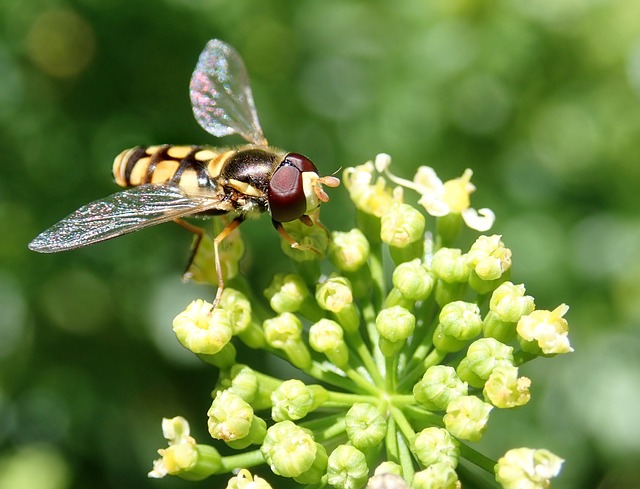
[1,0,640,488]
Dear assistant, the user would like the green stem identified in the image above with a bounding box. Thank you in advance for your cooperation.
[396,348,446,392]
[326,391,379,406]
[305,362,365,394]
[385,415,399,464]
[390,407,415,443]
[345,331,385,387]
[344,367,383,396]
[458,442,498,474]
[219,449,265,472]
[385,355,397,391]
[390,394,415,407]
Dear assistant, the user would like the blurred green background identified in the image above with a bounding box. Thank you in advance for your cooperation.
[1,0,640,488]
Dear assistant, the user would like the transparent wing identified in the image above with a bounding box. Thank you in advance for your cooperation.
[29,184,231,253]
[190,39,267,146]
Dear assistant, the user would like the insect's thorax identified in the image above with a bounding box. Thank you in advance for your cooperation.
[113,145,286,194]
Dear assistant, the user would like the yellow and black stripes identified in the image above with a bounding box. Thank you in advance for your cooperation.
[112,145,237,189]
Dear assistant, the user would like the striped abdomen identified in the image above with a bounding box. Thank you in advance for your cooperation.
[113,145,236,190]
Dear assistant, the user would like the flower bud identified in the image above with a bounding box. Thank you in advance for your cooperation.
[264,273,309,313]
[413,366,467,411]
[309,318,349,367]
[516,304,573,355]
[443,395,493,442]
[226,469,273,489]
[327,445,369,489]
[411,427,459,468]
[483,366,531,409]
[376,306,416,356]
[316,276,360,333]
[466,235,512,294]
[392,259,434,301]
[432,301,482,353]
[219,288,252,334]
[261,421,317,478]
[495,448,564,489]
[293,443,328,485]
[280,219,329,261]
[380,203,425,249]
[431,248,469,283]
[373,461,403,477]
[173,300,233,355]
[329,229,370,272]
[271,379,328,421]
[411,463,460,489]
[456,338,514,389]
[483,282,535,344]
[345,403,387,451]
[263,313,312,370]
[207,390,254,442]
[490,282,535,323]
[226,364,258,403]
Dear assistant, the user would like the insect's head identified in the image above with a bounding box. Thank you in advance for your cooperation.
[268,153,340,223]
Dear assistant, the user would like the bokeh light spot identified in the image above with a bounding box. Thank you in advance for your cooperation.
[26,9,95,79]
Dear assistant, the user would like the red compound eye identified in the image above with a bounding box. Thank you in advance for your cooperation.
[268,154,318,223]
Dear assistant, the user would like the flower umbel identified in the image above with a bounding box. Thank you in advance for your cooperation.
[151,154,570,489]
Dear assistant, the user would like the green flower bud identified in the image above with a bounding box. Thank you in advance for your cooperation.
[432,301,482,353]
[183,230,244,285]
[490,282,535,323]
[316,275,354,312]
[309,318,349,367]
[411,427,460,468]
[226,469,273,489]
[329,229,370,272]
[227,364,258,403]
[225,415,267,450]
[149,417,222,481]
[271,379,328,421]
[413,365,468,411]
[327,444,369,489]
[495,448,564,489]
[280,219,329,261]
[443,395,493,442]
[516,304,573,355]
[411,462,459,489]
[380,203,425,249]
[431,248,469,283]
[392,259,435,301]
[345,403,387,451]
[376,306,416,356]
[264,273,309,313]
[219,288,252,334]
[316,276,360,332]
[483,366,531,409]
[261,421,317,478]
[456,338,514,389]
[263,313,312,370]
[207,390,254,442]
[466,235,512,294]
[173,300,233,355]
[294,443,328,485]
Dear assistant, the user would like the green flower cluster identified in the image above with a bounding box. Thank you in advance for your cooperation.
[150,155,571,489]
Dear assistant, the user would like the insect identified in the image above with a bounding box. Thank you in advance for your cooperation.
[29,39,340,307]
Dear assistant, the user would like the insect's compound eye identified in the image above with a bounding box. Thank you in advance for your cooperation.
[268,153,318,223]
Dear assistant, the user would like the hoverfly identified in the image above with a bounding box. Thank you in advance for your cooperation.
[29,39,340,307]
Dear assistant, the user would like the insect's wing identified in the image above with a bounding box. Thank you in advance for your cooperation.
[29,184,230,253]
[190,39,267,146]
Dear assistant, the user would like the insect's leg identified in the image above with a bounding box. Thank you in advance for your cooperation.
[272,219,322,255]
[173,218,205,280]
[211,217,245,309]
